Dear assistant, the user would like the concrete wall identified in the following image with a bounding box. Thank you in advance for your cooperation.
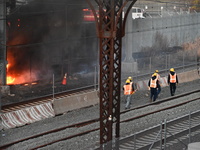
[53,90,99,115]
[123,13,200,56]
[53,70,199,115]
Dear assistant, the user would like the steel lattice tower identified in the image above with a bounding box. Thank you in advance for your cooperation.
[0,0,6,85]
[86,0,137,146]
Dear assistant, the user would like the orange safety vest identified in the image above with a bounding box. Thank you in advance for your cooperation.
[123,83,133,95]
[170,73,177,83]
[150,79,157,88]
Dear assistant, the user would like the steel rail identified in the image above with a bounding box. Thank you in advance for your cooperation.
[29,128,100,150]
[2,65,198,112]
[0,89,199,149]
[118,111,200,150]
[121,97,200,123]
[0,118,100,149]
[1,86,96,113]
[121,89,200,114]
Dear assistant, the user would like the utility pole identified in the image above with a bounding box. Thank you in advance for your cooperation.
[85,0,137,147]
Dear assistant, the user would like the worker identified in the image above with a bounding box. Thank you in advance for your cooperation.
[148,73,159,102]
[168,68,178,96]
[123,79,135,109]
[155,70,161,97]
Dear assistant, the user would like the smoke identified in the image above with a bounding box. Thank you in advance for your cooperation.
[6,0,91,84]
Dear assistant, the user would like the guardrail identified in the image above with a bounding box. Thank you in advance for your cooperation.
[96,110,200,150]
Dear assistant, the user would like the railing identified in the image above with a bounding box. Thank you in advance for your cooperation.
[96,110,200,150]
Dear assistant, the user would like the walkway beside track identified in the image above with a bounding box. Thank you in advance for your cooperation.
[0,69,199,130]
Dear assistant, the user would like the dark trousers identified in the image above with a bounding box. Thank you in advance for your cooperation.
[170,83,176,96]
[157,85,161,95]
[150,88,157,102]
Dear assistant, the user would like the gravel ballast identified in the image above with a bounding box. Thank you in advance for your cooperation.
[0,79,199,150]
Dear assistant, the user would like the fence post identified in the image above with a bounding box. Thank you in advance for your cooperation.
[136,59,138,82]
[160,120,163,149]
[134,134,136,150]
[94,66,97,90]
[0,89,1,112]
[166,55,168,74]
[53,74,55,100]
[183,52,185,72]
[150,57,152,73]
[164,119,167,150]
[189,111,191,144]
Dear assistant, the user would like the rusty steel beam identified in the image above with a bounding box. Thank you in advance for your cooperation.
[86,0,137,145]
[0,0,7,85]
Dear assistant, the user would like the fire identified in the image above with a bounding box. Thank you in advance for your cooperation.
[31,82,37,85]
[6,62,39,85]
[6,71,38,85]
[6,64,16,85]
[6,20,41,85]
[7,76,16,85]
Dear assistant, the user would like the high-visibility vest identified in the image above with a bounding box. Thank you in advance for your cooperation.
[150,79,157,88]
[170,73,177,83]
[124,83,133,95]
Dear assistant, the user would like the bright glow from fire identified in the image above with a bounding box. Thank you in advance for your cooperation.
[6,64,16,85]
[7,76,16,84]
[6,71,39,85]
[6,62,39,85]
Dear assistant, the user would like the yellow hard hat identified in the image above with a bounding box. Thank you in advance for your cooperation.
[152,73,157,77]
[155,70,159,73]
[126,79,130,83]
[128,76,132,80]
[170,68,174,72]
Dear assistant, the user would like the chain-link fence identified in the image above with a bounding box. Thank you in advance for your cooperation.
[134,1,194,18]
[2,2,100,106]
[121,50,199,82]
[2,49,198,106]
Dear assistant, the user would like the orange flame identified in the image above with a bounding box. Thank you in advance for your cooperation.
[6,64,16,84]
[7,76,16,85]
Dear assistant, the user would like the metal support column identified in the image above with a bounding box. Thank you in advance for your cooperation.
[86,0,137,145]
[0,0,7,85]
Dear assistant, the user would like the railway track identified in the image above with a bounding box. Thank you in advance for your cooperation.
[2,64,198,113]
[1,86,96,113]
[117,110,200,150]
[0,89,199,150]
